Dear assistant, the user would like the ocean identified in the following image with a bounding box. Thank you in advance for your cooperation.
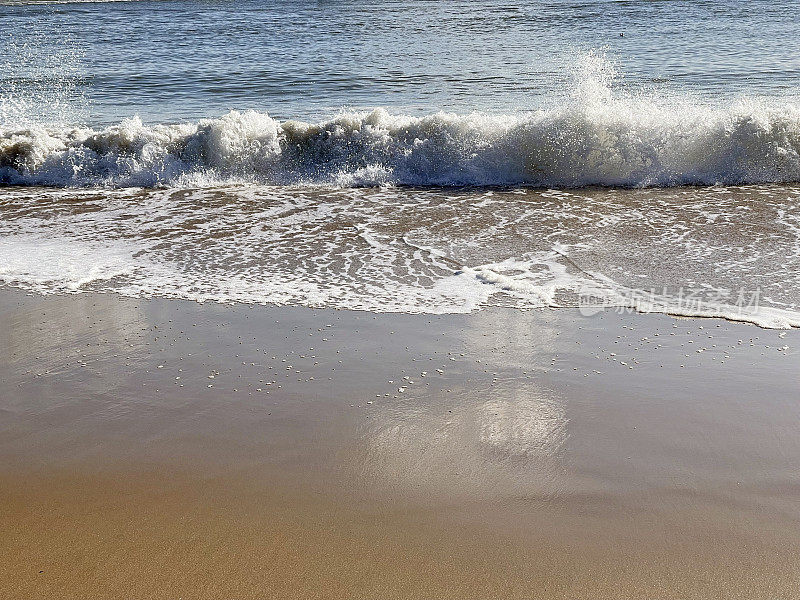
[2,0,800,328]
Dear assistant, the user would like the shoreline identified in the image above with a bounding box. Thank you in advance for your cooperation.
[2,287,799,598]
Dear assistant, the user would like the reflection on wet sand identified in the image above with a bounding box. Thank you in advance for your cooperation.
[1,290,800,599]
[355,381,567,500]
[1,292,149,368]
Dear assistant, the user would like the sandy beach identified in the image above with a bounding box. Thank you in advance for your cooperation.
[1,287,798,599]
[4,0,800,597]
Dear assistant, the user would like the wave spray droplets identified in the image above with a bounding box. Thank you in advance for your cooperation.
[2,45,800,330]
[3,55,800,188]
[0,19,88,129]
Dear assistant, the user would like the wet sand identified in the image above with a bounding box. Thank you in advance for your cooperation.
[1,287,799,599]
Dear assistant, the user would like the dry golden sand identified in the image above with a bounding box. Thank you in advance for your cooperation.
[1,289,799,599]
[3,469,799,600]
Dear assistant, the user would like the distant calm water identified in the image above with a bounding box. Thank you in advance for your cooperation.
[1,0,800,327]
[3,0,800,124]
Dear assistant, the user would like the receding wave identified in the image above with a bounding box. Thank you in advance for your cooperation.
[2,184,799,329]
[3,95,800,188]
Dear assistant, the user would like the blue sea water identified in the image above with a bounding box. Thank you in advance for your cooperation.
[1,0,800,327]
[3,0,800,188]
[3,0,800,125]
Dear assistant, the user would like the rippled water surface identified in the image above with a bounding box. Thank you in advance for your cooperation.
[2,0,800,327]
[3,0,800,124]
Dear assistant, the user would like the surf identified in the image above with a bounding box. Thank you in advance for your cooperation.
[3,61,800,189]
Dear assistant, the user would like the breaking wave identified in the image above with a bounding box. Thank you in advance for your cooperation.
[3,94,800,188]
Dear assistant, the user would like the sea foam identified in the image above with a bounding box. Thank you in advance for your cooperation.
[3,79,800,188]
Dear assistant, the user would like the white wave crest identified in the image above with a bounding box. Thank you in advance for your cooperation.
[3,91,800,188]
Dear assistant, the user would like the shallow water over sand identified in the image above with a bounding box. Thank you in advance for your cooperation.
[2,184,799,328]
